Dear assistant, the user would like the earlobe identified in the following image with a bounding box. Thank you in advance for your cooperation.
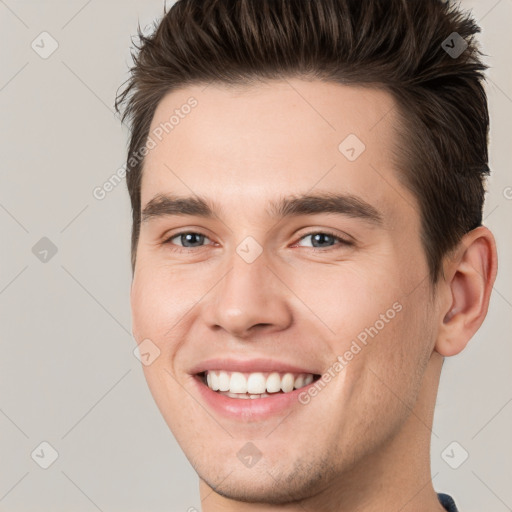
[435,226,497,357]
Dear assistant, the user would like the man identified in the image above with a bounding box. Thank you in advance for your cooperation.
[115,1,497,510]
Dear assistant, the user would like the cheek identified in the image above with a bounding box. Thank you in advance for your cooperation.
[361,292,433,410]
[334,304,432,454]
[131,269,192,414]
[130,263,203,343]
[324,266,432,401]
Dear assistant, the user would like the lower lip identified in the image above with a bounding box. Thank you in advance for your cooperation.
[192,375,317,421]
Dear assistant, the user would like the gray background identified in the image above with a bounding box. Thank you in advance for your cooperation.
[0,1,510,511]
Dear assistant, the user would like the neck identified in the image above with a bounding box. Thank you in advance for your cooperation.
[200,351,447,512]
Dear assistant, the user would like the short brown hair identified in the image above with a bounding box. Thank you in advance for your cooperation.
[115,0,490,283]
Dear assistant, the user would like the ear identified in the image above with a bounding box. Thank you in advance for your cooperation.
[435,226,498,357]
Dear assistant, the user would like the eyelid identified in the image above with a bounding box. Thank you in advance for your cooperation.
[162,228,354,252]
[292,229,354,248]
[297,226,354,241]
[163,230,214,249]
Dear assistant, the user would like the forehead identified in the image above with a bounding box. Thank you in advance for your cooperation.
[140,79,416,225]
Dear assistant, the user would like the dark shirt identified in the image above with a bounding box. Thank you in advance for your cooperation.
[438,493,458,511]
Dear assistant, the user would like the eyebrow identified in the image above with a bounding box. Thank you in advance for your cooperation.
[141,192,383,226]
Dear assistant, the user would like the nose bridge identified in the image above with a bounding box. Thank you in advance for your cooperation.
[206,243,292,337]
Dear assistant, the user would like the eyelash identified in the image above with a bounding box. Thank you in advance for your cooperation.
[161,230,353,253]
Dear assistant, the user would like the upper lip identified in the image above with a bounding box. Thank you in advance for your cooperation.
[190,358,321,375]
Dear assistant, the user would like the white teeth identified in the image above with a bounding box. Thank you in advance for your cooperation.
[266,372,282,393]
[280,373,295,393]
[229,372,247,394]
[203,370,316,395]
[223,391,271,399]
[247,372,266,394]
[225,391,250,399]
[218,371,230,391]
[210,371,219,391]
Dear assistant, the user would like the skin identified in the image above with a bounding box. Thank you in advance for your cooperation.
[130,79,497,511]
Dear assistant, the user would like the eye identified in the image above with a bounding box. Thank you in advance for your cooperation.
[162,229,353,253]
[295,231,353,250]
[163,231,212,250]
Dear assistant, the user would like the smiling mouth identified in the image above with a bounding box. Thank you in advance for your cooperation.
[197,370,322,399]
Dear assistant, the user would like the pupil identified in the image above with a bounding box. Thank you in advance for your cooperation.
[183,233,203,247]
[312,233,333,247]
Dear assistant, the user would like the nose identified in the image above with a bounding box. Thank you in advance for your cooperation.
[204,249,293,339]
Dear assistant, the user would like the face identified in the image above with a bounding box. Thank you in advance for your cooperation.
[131,79,439,503]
